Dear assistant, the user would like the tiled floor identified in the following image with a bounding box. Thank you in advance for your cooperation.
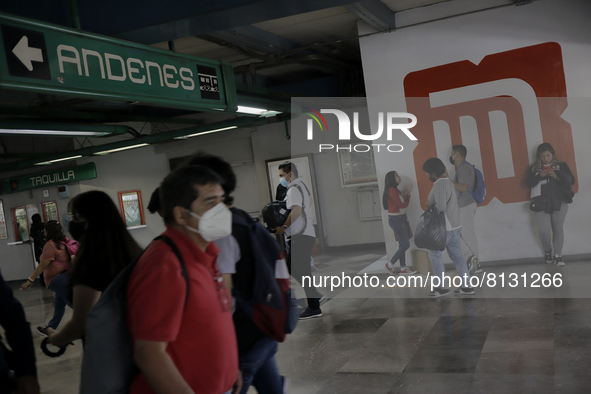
[7,248,591,393]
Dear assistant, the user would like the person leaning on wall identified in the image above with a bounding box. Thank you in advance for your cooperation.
[526,142,575,267]
[46,191,143,347]
[382,170,417,275]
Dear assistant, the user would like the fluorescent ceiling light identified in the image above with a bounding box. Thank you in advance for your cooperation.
[94,143,150,155]
[174,126,237,139]
[35,155,82,165]
[0,129,108,136]
[236,106,268,115]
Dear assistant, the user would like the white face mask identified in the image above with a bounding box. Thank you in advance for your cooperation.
[185,202,232,242]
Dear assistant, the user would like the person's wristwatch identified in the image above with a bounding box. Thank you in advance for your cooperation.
[282,225,288,230]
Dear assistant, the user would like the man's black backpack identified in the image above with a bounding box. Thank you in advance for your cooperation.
[231,210,299,342]
[80,235,188,394]
[261,200,290,230]
[261,181,309,236]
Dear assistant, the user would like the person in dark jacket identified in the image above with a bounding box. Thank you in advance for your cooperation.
[29,214,45,264]
[526,143,575,267]
[0,271,41,394]
[188,153,289,394]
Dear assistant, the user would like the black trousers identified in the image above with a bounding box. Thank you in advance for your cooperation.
[286,235,321,310]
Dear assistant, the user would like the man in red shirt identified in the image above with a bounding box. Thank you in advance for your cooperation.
[127,165,241,394]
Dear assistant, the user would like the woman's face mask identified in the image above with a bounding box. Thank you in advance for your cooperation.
[184,202,232,242]
[68,220,87,241]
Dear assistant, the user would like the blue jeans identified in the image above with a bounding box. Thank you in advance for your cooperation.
[428,228,471,288]
[388,214,410,267]
[47,272,73,329]
[239,337,283,394]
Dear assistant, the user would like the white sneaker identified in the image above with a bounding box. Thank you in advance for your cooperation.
[281,376,290,394]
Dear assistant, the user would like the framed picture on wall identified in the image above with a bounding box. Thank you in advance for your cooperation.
[0,200,8,239]
[41,201,59,222]
[118,190,145,228]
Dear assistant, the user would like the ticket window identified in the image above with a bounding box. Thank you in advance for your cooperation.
[41,201,59,222]
[12,206,30,242]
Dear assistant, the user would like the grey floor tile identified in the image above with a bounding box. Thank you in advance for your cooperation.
[481,329,554,352]
[553,347,591,376]
[330,318,389,334]
[317,373,399,394]
[487,298,555,315]
[475,349,554,375]
[490,312,554,331]
[553,374,591,393]
[388,372,472,394]
[466,374,554,394]
[404,349,482,373]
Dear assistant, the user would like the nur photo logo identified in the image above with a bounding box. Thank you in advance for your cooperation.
[303,107,418,153]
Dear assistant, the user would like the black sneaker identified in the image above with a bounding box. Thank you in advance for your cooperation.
[554,255,565,267]
[544,251,553,264]
[428,288,450,298]
[37,325,49,337]
[454,287,475,295]
[299,307,322,320]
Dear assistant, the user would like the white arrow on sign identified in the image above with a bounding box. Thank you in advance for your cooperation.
[12,36,44,71]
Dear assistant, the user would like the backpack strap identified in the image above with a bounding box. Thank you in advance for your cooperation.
[154,235,190,306]
[288,182,307,210]
[287,183,308,237]
[458,161,477,195]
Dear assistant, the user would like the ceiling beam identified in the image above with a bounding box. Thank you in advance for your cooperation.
[205,25,305,55]
[344,0,396,31]
[0,107,207,125]
[103,0,360,44]
[0,115,288,173]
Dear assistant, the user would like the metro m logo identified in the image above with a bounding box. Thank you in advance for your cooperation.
[404,42,577,208]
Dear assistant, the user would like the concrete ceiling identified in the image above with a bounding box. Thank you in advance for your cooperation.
[0,0,528,175]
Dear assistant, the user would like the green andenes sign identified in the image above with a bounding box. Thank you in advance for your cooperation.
[0,13,237,112]
[4,162,97,193]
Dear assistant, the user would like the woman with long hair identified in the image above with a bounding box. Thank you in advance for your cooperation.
[526,143,575,266]
[382,171,417,274]
[46,190,143,347]
[21,221,74,336]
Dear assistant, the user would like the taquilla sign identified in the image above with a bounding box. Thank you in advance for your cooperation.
[3,162,97,194]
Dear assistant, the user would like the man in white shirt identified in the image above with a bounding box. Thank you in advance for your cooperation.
[274,161,322,320]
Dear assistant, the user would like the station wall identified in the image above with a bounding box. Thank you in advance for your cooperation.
[1,121,385,280]
[358,0,591,263]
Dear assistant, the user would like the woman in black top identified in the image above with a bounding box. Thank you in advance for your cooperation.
[526,143,575,267]
[47,191,143,347]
